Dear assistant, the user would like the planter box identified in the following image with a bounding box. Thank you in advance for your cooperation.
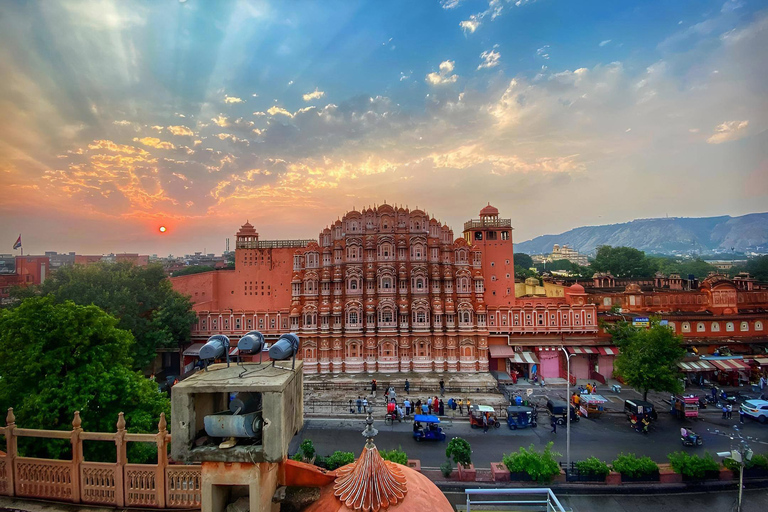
[458,463,476,481]
[567,471,607,483]
[660,470,682,484]
[682,470,721,483]
[620,471,660,483]
[605,471,621,485]
[509,472,533,482]
[491,462,510,482]
[407,459,421,473]
[719,468,734,481]
[744,468,768,479]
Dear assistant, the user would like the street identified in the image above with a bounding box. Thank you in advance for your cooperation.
[290,410,768,467]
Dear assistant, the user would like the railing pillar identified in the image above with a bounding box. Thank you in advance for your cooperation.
[115,413,126,508]
[155,413,168,509]
[70,411,82,503]
[5,408,16,497]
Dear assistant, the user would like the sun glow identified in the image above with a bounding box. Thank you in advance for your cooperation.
[159,226,167,233]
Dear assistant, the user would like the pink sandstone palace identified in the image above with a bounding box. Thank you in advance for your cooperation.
[171,204,768,382]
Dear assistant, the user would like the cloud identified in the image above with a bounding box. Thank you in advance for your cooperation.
[267,106,295,117]
[399,71,412,81]
[302,88,326,101]
[224,95,244,104]
[113,120,132,126]
[150,126,164,132]
[441,0,461,9]
[536,45,550,59]
[212,115,230,127]
[426,60,459,85]
[133,137,176,150]
[706,120,749,144]
[478,48,500,70]
[460,17,480,34]
[167,125,194,137]
[599,39,612,47]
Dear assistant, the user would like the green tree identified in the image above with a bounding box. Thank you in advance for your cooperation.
[745,255,768,281]
[612,321,686,400]
[591,246,653,278]
[0,297,170,461]
[172,265,215,277]
[19,262,197,370]
[514,253,534,270]
[515,265,538,280]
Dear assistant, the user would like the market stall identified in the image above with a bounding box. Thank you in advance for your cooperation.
[577,394,608,418]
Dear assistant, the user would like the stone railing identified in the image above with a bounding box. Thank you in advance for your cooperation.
[0,408,201,509]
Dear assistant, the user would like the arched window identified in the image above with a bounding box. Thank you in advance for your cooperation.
[349,311,358,325]
[711,322,720,332]
[726,322,734,332]
[380,308,394,323]
[756,321,764,331]
[697,322,705,332]
[740,321,749,332]
[305,314,313,326]
[682,322,690,333]
[382,277,392,289]
[415,278,424,290]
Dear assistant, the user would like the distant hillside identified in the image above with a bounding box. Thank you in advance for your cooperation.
[516,213,768,255]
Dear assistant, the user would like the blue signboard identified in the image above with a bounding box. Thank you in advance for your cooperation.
[632,317,650,327]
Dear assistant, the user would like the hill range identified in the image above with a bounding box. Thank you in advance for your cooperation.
[516,213,768,256]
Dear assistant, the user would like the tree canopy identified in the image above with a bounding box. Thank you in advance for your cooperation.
[646,256,717,279]
[591,246,654,278]
[0,297,170,460]
[740,255,768,281]
[21,262,197,370]
[610,320,686,400]
[171,265,215,277]
[514,253,534,270]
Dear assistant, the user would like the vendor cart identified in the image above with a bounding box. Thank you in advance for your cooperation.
[670,394,699,420]
[578,394,608,418]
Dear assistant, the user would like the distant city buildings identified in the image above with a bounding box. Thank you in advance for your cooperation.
[531,243,590,266]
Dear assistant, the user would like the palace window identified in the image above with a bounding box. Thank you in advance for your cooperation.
[348,311,359,325]
[740,321,749,332]
[726,322,734,332]
[697,322,705,332]
[711,322,720,332]
[682,322,690,333]
[756,321,763,331]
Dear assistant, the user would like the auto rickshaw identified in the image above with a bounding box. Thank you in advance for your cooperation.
[469,405,501,429]
[506,405,537,429]
[412,415,446,442]
[624,399,657,422]
[546,399,579,425]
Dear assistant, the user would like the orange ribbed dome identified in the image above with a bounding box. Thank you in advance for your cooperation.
[479,203,499,216]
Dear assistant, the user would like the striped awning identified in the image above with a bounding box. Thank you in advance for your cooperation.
[567,347,599,355]
[509,352,540,365]
[709,359,751,372]
[754,357,768,367]
[488,345,519,358]
[678,360,716,372]
[598,346,619,356]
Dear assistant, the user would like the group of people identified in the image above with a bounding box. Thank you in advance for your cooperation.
[357,379,473,420]
[629,414,651,434]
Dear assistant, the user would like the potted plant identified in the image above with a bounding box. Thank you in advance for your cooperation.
[667,451,720,482]
[446,437,474,481]
[440,460,454,479]
[291,439,317,464]
[571,457,611,483]
[611,453,659,483]
[502,442,561,484]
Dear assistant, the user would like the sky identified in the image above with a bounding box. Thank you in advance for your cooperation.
[0,0,766,256]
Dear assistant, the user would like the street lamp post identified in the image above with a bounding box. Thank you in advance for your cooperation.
[559,346,576,470]
[711,426,757,512]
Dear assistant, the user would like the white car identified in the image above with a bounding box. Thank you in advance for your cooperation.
[740,400,768,423]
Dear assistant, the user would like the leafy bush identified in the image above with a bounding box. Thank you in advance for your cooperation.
[723,453,768,472]
[380,447,408,465]
[667,451,720,478]
[611,453,659,478]
[440,460,453,478]
[502,442,561,484]
[575,457,610,478]
[292,439,316,462]
[446,437,472,466]
[324,451,355,470]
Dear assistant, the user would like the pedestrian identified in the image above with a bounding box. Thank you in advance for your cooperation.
[371,379,377,397]
[349,399,354,414]
[439,398,445,416]
[451,398,457,411]
[356,396,363,414]
[458,399,464,415]
[404,398,411,416]
[421,401,429,414]
[722,404,728,419]
[739,408,745,424]
[439,379,445,397]
[515,395,523,406]
[727,403,733,419]
[586,382,592,394]
[551,415,557,434]
[642,417,650,435]
[388,386,396,402]
[466,398,472,414]
[711,385,717,401]
[405,379,410,395]
[483,413,489,433]
[363,397,369,413]
[592,382,598,394]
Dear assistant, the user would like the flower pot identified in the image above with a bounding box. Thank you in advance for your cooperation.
[491,462,510,482]
[407,459,421,473]
[458,463,476,481]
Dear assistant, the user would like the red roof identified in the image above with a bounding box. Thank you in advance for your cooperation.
[480,204,499,216]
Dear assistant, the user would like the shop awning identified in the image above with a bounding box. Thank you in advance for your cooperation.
[567,347,599,355]
[709,359,751,372]
[509,352,540,365]
[182,343,205,357]
[488,345,518,358]
[750,357,768,367]
[677,360,716,372]
[598,346,619,356]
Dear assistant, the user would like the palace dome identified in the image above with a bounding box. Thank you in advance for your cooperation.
[479,204,499,216]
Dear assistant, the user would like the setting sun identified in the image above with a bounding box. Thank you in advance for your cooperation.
[159,226,167,233]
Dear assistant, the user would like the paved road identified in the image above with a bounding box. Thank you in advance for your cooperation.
[290,411,768,467]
